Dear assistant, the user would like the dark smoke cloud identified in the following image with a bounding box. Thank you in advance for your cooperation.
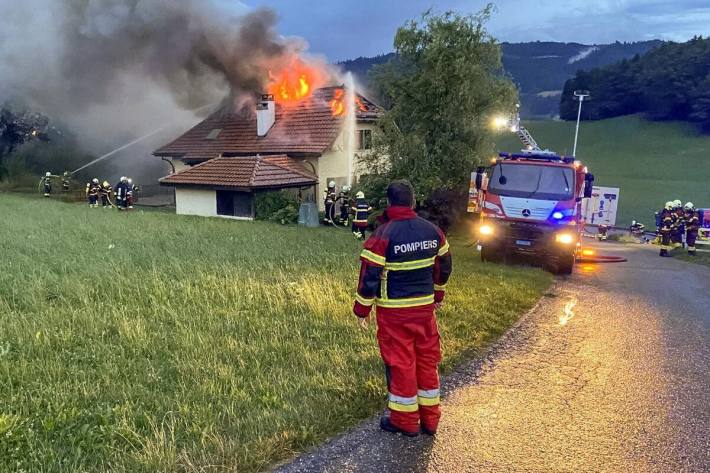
[0,0,323,154]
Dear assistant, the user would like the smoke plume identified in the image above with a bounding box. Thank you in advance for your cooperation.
[0,0,325,156]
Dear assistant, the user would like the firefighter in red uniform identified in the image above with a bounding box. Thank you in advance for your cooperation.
[684,202,700,256]
[353,180,452,437]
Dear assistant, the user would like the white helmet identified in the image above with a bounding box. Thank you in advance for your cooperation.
[665,201,674,210]
[92,178,99,184]
[673,199,682,208]
[127,178,133,184]
[356,191,365,199]
[328,181,336,188]
[45,172,51,177]
[684,202,695,210]
[341,185,351,192]
[121,176,128,182]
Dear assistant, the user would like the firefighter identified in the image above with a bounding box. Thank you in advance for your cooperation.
[62,172,71,192]
[126,178,138,209]
[114,176,130,210]
[353,180,452,437]
[99,180,112,208]
[42,172,52,197]
[659,201,674,257]
[670,199,685,248]
[86,178,100,207]
[351,191,372,240]
[685,202,700,256]
[338,185,352,225]
[323,181,337,224]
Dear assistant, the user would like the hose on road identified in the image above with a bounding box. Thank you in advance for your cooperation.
[576,254,628,264]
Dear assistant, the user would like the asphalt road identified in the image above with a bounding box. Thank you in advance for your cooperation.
[275,241,710,472]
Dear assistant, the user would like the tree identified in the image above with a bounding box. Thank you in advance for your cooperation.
[0,105,50,178]
[360,8,516,217]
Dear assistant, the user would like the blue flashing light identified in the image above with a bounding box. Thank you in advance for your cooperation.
[552,211,564,220]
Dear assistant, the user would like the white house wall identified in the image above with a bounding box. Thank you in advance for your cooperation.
[175,188,216,217]
[310,123,378,210]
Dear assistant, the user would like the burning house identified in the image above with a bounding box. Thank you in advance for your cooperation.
[154,82,382,220]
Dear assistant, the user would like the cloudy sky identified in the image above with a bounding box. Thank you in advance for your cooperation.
[241,0,710,61]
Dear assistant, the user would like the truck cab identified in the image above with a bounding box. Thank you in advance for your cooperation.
[471,152,594,274]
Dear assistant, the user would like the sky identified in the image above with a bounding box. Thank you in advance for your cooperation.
[238,0,710,61]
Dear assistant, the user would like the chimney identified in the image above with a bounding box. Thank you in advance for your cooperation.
[256,94,275,137]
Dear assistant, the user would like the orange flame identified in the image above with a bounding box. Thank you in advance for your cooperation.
[330,88,345,116]
[268,59,320,103]
[355,97,368,112]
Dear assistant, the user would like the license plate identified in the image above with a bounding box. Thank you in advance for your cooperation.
[516,240,532,246]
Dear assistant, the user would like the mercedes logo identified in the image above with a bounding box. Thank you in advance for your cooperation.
[522,209,532,217]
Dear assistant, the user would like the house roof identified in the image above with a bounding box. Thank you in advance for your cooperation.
[159,155,318,190]
[153,87,382,162]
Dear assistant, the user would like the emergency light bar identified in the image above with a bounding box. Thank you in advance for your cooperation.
[497,152,576,163]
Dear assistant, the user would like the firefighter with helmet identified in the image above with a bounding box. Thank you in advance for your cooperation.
[42,172,52,197]
[62,172,71,192]
[351,191,372,239]
[115,176,130,210]
[323,181,337,224]
[99,180,112,208]
[86,178,100,207]
[338,185,352,225]
[684,202,700,256]
[659,201,674,257]
[127,178,139,209]
[670,199,685,248]
[353,180,452,437]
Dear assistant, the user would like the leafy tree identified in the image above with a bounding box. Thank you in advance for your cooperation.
[560,36,710,131]
[360,7,516,216]
[0,105,50,178]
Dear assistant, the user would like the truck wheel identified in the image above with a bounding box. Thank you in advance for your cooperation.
[481,245,503,263]
[555,254,575,275]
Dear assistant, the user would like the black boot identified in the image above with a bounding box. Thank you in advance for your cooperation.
[379,416,418,437]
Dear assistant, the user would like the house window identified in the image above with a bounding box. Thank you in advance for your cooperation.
[356,129,373,150]
[206,129,222,140]
[216,190,254,218]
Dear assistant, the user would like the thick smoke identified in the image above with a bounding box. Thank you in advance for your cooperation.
[0,0,323,163]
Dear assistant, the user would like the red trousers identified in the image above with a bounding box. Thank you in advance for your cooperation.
[377,308,441,433]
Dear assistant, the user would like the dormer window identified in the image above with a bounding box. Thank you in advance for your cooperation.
[206,129,222,140]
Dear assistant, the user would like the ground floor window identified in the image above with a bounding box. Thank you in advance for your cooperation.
[216,190,254,218]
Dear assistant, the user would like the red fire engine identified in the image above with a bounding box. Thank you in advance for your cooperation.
[469,117,595,274]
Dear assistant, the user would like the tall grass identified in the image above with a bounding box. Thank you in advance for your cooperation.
[0,194,550,472]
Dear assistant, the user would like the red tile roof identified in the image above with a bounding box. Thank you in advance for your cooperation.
[153,87,381,162]
[159,155,318,190]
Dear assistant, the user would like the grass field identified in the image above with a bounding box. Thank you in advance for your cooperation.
[0,193,551,472]
[496,115,710,226]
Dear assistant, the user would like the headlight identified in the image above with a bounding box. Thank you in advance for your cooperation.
[479,224,494,236]
[555,233,575,244]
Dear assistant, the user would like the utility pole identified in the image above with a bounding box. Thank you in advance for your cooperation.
[573,90,590,157]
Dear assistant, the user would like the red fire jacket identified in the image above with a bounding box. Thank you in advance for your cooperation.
[353,206,452,317]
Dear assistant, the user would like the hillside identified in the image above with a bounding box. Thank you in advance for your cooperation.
[340,41,661,117]
[561,37,710,131]
[494,116,710,226]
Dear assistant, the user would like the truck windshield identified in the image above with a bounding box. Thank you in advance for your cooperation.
[488,163,574,201]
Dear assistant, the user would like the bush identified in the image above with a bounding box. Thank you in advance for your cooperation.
[254,190,300,224]
[417,188,467,233]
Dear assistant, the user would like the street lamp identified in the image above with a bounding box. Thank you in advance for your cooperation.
[572,90,590,157]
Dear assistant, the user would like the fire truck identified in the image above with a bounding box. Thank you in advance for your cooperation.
[469,115,595,274]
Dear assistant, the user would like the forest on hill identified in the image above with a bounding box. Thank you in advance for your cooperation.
[560,37,710,131]
[340,40,661,117]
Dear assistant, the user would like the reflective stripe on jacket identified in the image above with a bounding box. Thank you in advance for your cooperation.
[352,198,371,225]
[354,206,452,312]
